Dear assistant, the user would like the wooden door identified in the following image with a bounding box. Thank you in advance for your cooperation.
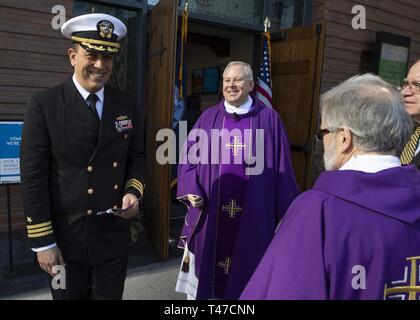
[145,0,178,259]
[270,22,326,190]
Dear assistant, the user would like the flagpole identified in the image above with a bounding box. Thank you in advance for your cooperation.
[264,17,272,88]
[264,17,271,33]
[179,0,189,100]
[256,17,274,108]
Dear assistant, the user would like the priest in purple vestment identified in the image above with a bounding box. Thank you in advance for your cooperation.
[175,61,299,300]
[240,74,420,300]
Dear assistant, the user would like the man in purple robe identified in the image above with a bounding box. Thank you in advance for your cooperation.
[175,61,299,300]
[240,74,420,300]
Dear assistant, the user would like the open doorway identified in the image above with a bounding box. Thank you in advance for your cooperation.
[185,21,256,110]
[168,20,258,256]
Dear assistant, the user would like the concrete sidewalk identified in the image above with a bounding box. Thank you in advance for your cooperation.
[2,258,186,300]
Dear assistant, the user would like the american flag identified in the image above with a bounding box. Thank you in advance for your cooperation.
[256,32,273,108]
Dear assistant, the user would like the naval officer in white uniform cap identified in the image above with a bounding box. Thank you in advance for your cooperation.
[20,13,146,300]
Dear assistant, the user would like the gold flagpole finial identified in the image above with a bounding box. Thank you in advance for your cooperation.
[184,0,189,12]
[264,17,271,33]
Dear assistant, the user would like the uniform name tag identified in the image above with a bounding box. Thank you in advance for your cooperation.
[115,116,133,133]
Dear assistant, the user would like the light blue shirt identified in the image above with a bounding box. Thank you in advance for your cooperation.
[72,75,105,120]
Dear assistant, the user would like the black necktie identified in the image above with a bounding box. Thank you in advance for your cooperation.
[87,93,100,122]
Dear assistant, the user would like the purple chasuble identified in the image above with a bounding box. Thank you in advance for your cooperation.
[214,115,251,297]
[176,96,299,300]
[240,166,420,300]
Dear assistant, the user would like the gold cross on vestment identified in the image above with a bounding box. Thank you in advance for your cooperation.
[222,199,242,218]
[218,257,232,275]
[226,136,246,156]
[384,256,420,300]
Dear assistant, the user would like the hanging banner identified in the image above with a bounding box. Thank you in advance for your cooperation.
[0,121,23,184]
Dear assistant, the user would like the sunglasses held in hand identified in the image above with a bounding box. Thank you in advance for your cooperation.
[96,197,142,216]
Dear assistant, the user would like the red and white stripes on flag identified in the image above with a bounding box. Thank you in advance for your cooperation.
[256,31,273,108]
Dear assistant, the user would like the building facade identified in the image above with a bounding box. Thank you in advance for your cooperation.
[0,0,419,263]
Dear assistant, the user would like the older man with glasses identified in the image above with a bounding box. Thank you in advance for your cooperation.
[240,74,420,300]
[400,60,420,167]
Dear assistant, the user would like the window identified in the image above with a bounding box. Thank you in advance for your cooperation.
[179,0,265,27]
[268,0,313,30]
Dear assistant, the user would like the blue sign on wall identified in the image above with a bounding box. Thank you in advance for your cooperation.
[0,121,23,184]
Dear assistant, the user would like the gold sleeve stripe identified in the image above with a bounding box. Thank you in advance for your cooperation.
[127,179,144,189]
[130,180,144,192]
[126,183,143,196]
[125,179,145,196]
[27,230,54,238]
[71,36,120,48]
[132,183,144,195]
[126,178,144,189]
[27,221,52,230]
[27,226,52,234]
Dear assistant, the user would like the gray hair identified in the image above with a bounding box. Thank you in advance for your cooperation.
[321,74,413,153]
[223,61,254,81]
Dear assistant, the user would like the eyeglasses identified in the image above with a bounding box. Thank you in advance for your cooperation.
[96,197,142,216]
[315,128,332,141]
[315,127,357,141]
[399,80,420,95]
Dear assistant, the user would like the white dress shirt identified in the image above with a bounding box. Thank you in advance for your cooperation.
[415,142,420,157]
[224,96,253,115]
[339,155,401,173]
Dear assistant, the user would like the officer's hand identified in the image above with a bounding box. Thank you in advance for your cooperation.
[116,193,140,219]
[187,194,203,208]
[37,246,66,277]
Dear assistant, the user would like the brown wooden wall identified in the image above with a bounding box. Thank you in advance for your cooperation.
[315,0,420,93]
[309,0,420,183]
[0,0,74,120]
[0,0,73,230]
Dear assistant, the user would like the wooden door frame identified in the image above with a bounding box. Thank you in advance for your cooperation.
[306,22,326,189]
[269,21,326,190]
[144,0,178,260]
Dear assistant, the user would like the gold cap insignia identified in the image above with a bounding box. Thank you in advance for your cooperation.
[97,20,114,39]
